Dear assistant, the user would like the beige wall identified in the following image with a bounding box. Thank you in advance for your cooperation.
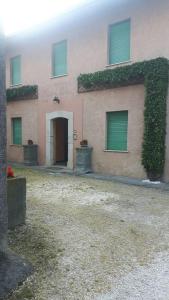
[5,0,169,180]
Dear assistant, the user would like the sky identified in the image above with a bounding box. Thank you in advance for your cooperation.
[1,0,87,36]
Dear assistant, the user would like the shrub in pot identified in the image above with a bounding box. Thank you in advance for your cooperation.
[80,139,88,147]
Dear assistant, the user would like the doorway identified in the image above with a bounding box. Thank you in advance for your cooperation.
[46,111,73,169]
[53,118,68,166]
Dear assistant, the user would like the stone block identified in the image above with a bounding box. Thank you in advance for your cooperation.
[0,251,32,300]
[75,147,93,174]
[7,177,26,229]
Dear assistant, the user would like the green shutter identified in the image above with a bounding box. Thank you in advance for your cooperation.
[11,56,21,85]
[53,40,67,76]
[109,20,130,65]
[107,111,128,151]
[12,118,22,145]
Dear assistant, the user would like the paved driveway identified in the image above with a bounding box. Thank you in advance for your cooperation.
[8,168,169,300]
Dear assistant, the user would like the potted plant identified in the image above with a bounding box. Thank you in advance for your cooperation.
[27,139,34,145]
[80,139,88,147]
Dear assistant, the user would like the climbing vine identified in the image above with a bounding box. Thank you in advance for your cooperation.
[78,58,169,179]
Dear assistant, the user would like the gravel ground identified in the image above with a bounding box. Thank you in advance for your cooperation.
[7,168,169,300]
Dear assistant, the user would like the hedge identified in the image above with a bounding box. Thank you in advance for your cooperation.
[7,85,38,102]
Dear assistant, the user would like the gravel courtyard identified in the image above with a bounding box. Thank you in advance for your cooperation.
[7,168,169,300]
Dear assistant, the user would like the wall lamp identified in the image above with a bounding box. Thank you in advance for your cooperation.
[53,96,60,103]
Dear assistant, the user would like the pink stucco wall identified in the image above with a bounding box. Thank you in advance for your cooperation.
[6,0,169,181]
[7,100,38,162]
[82,85,145,178]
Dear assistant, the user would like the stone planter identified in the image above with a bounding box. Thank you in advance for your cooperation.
[7,177,26,229]
[23,144,38,166]
[75,147,93,174]
[147,171,161,182]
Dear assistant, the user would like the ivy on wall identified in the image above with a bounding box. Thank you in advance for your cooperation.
[78,58,169,179]
[6,85,38,102]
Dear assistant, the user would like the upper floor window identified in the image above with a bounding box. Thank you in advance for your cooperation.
[109,19,131,65]
[52,40,67,77]
[10,56,21,86]
[12,117,22,145]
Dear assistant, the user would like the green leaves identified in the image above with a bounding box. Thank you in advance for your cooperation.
[142,59,169,176]
[78,57,169,178]
[6,85,38,102]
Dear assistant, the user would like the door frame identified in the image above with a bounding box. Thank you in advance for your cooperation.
[46,111,73,169]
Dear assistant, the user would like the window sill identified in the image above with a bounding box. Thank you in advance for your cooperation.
[50,74,68,79]
[104,150,129,153]
[10,144,23,147]
[10,83,22,88]
[106,60,131,68]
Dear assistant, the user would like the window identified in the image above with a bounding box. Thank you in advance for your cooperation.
[109,19,131,65]
[107,111,128,151]
[52,40,67,77]
[12,118,22,145]
[10,56,21,86]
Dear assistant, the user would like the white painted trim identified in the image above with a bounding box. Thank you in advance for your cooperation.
[46,111,73,169]
[104,150,129,153]
[50,74,68,79]
[105,60,131,68]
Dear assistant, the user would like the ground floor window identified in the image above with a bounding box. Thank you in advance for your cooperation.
[106,111,128,151]
[12,117,22,145]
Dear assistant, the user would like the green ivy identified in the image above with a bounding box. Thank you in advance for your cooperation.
[6,85,38,102]
[78,58,169,178]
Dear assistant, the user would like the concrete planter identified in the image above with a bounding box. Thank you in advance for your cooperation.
[23,144,38,166]
[75,146,93,174]
[146,171,161,182]
[7,177,26,229]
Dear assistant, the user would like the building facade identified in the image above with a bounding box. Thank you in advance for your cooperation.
[6,0,169,181]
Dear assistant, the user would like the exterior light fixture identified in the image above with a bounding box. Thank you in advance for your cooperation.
[53,96,60,103]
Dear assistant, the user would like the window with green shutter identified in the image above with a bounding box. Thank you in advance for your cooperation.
[107,111,128,151]
[12,118,22,145]
[10,56,21,86]
[109,19,131,65]
[52,40,67,77]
